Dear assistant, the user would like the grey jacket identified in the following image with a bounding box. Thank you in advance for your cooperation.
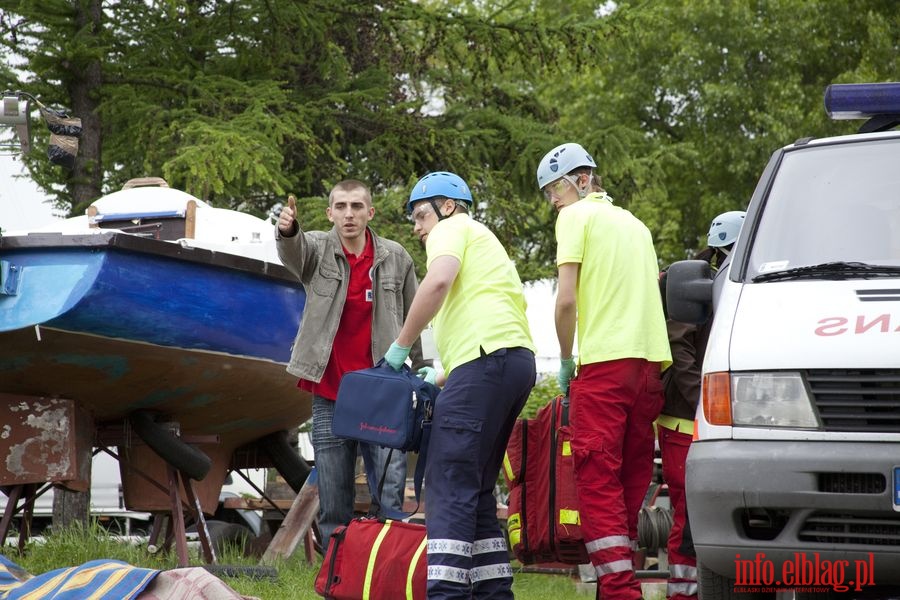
[276,222,427,382]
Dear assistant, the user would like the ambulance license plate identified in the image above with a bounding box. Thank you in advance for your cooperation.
[893,467,900,511]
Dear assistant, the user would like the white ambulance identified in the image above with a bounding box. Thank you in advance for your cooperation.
[666,82,900,599]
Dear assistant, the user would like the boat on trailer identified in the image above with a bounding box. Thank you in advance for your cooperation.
[0,179,311,557]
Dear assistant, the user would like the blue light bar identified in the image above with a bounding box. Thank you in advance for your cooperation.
[824,82,900,120]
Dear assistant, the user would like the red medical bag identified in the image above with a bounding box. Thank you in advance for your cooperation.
[315,517,427,600]
[503,395,589,564]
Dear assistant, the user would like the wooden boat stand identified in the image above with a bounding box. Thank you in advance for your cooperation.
[0,482,45,552]
[97,441,217,568]
[0,446,216,568]
[1,423,319,568]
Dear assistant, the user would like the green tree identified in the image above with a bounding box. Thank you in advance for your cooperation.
[1,0,105,209]
[2,0,618,279]
[3,1,898,275]
[541,0,900,264]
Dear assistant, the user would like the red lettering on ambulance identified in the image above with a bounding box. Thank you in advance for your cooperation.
[815,317,848,336]
[855,314,890,334]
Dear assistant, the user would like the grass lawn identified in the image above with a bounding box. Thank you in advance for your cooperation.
[5,523,592,599]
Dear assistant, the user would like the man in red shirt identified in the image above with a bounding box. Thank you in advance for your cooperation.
[276,180,429,546]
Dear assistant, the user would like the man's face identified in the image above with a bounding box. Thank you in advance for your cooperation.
[409,199,447,245]
[327,188,374,243]
[542,174,580,212]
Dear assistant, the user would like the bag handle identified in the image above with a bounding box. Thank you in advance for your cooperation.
[362,429,430,522]
[374,357,413,375]
[323,525,348,596]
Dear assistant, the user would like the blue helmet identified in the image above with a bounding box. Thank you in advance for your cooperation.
[707,210,746,247]
[536,142,597,189]
[407,171,473,214]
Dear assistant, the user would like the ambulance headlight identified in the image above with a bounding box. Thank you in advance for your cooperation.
[731,372,820,428]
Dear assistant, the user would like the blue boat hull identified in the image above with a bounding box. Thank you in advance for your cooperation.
[0,232,312,511]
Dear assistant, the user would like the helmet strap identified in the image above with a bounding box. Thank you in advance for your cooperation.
[576,172,593,199]
[429,198,450,221]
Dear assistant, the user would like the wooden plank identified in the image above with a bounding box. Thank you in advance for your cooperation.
[260,470,319,565]
[222,497,293,511]
[184,200,196,239]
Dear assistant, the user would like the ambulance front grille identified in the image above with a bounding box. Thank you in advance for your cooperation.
[799,512,900,546]
[817,472,885,494]
[806,370,900,432]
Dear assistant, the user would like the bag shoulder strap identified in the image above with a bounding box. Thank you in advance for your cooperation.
[362,427,430,521]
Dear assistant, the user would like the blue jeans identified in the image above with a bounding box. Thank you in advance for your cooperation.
[311,395,407,545]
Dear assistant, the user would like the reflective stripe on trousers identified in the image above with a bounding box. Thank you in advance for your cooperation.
[585,534,631,554]
[425,537,512,585]
[667,563,698,599]
[667,579,699,598]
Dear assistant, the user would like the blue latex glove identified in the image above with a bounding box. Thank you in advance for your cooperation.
[417,366,437,385]
[558,357,577,395]
[384,341,412,371]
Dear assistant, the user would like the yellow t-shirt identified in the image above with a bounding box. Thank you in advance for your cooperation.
[426,214,536,374]
[556,193,671,369]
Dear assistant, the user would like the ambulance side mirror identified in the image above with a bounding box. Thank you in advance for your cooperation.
[666,260,713,324]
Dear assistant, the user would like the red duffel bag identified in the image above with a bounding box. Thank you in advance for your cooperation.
[315,517,427,600]
[503,395,588,565]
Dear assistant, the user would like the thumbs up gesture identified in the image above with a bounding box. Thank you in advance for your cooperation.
[278,194,297,236]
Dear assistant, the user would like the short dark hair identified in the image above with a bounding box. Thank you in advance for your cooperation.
[329,180,372,206]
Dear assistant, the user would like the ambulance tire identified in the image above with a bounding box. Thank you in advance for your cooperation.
[130,411,212,481]
[260,429,311,493]
[698,562,775,599]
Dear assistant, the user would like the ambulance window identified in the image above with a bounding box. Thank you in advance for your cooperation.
[747,138,900,277]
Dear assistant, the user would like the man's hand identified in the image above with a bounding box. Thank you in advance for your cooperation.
[558,357,577,395]
[384,341,412,371]
[278,194,297,236]
[417,366,437,385]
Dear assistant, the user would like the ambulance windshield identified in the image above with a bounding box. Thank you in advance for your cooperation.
[747,137,900,280]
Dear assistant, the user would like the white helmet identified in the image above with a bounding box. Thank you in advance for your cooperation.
[707,210,746,247]
[536,142,596,188]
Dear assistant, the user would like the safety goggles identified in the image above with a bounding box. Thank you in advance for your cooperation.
[407,203,433,224]
[542,175,577,201]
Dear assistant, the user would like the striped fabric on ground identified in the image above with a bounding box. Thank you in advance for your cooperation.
[0,554,158,600]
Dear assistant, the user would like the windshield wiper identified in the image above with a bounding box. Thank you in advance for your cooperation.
[753,261,900,282]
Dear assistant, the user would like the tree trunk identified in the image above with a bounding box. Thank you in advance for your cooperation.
[50,0,104,528]
[68,0,103,211]
[52,488,90,531]
[52,444,93,531]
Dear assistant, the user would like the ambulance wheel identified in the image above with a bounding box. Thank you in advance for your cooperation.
[698,562,774,599]
[130,411,212,481]
[260,429,311,493]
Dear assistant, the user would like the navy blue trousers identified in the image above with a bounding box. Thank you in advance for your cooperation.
[425,347,536,600]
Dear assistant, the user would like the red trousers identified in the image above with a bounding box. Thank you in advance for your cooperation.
[659,425,698,599]
[570,358,664,600]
